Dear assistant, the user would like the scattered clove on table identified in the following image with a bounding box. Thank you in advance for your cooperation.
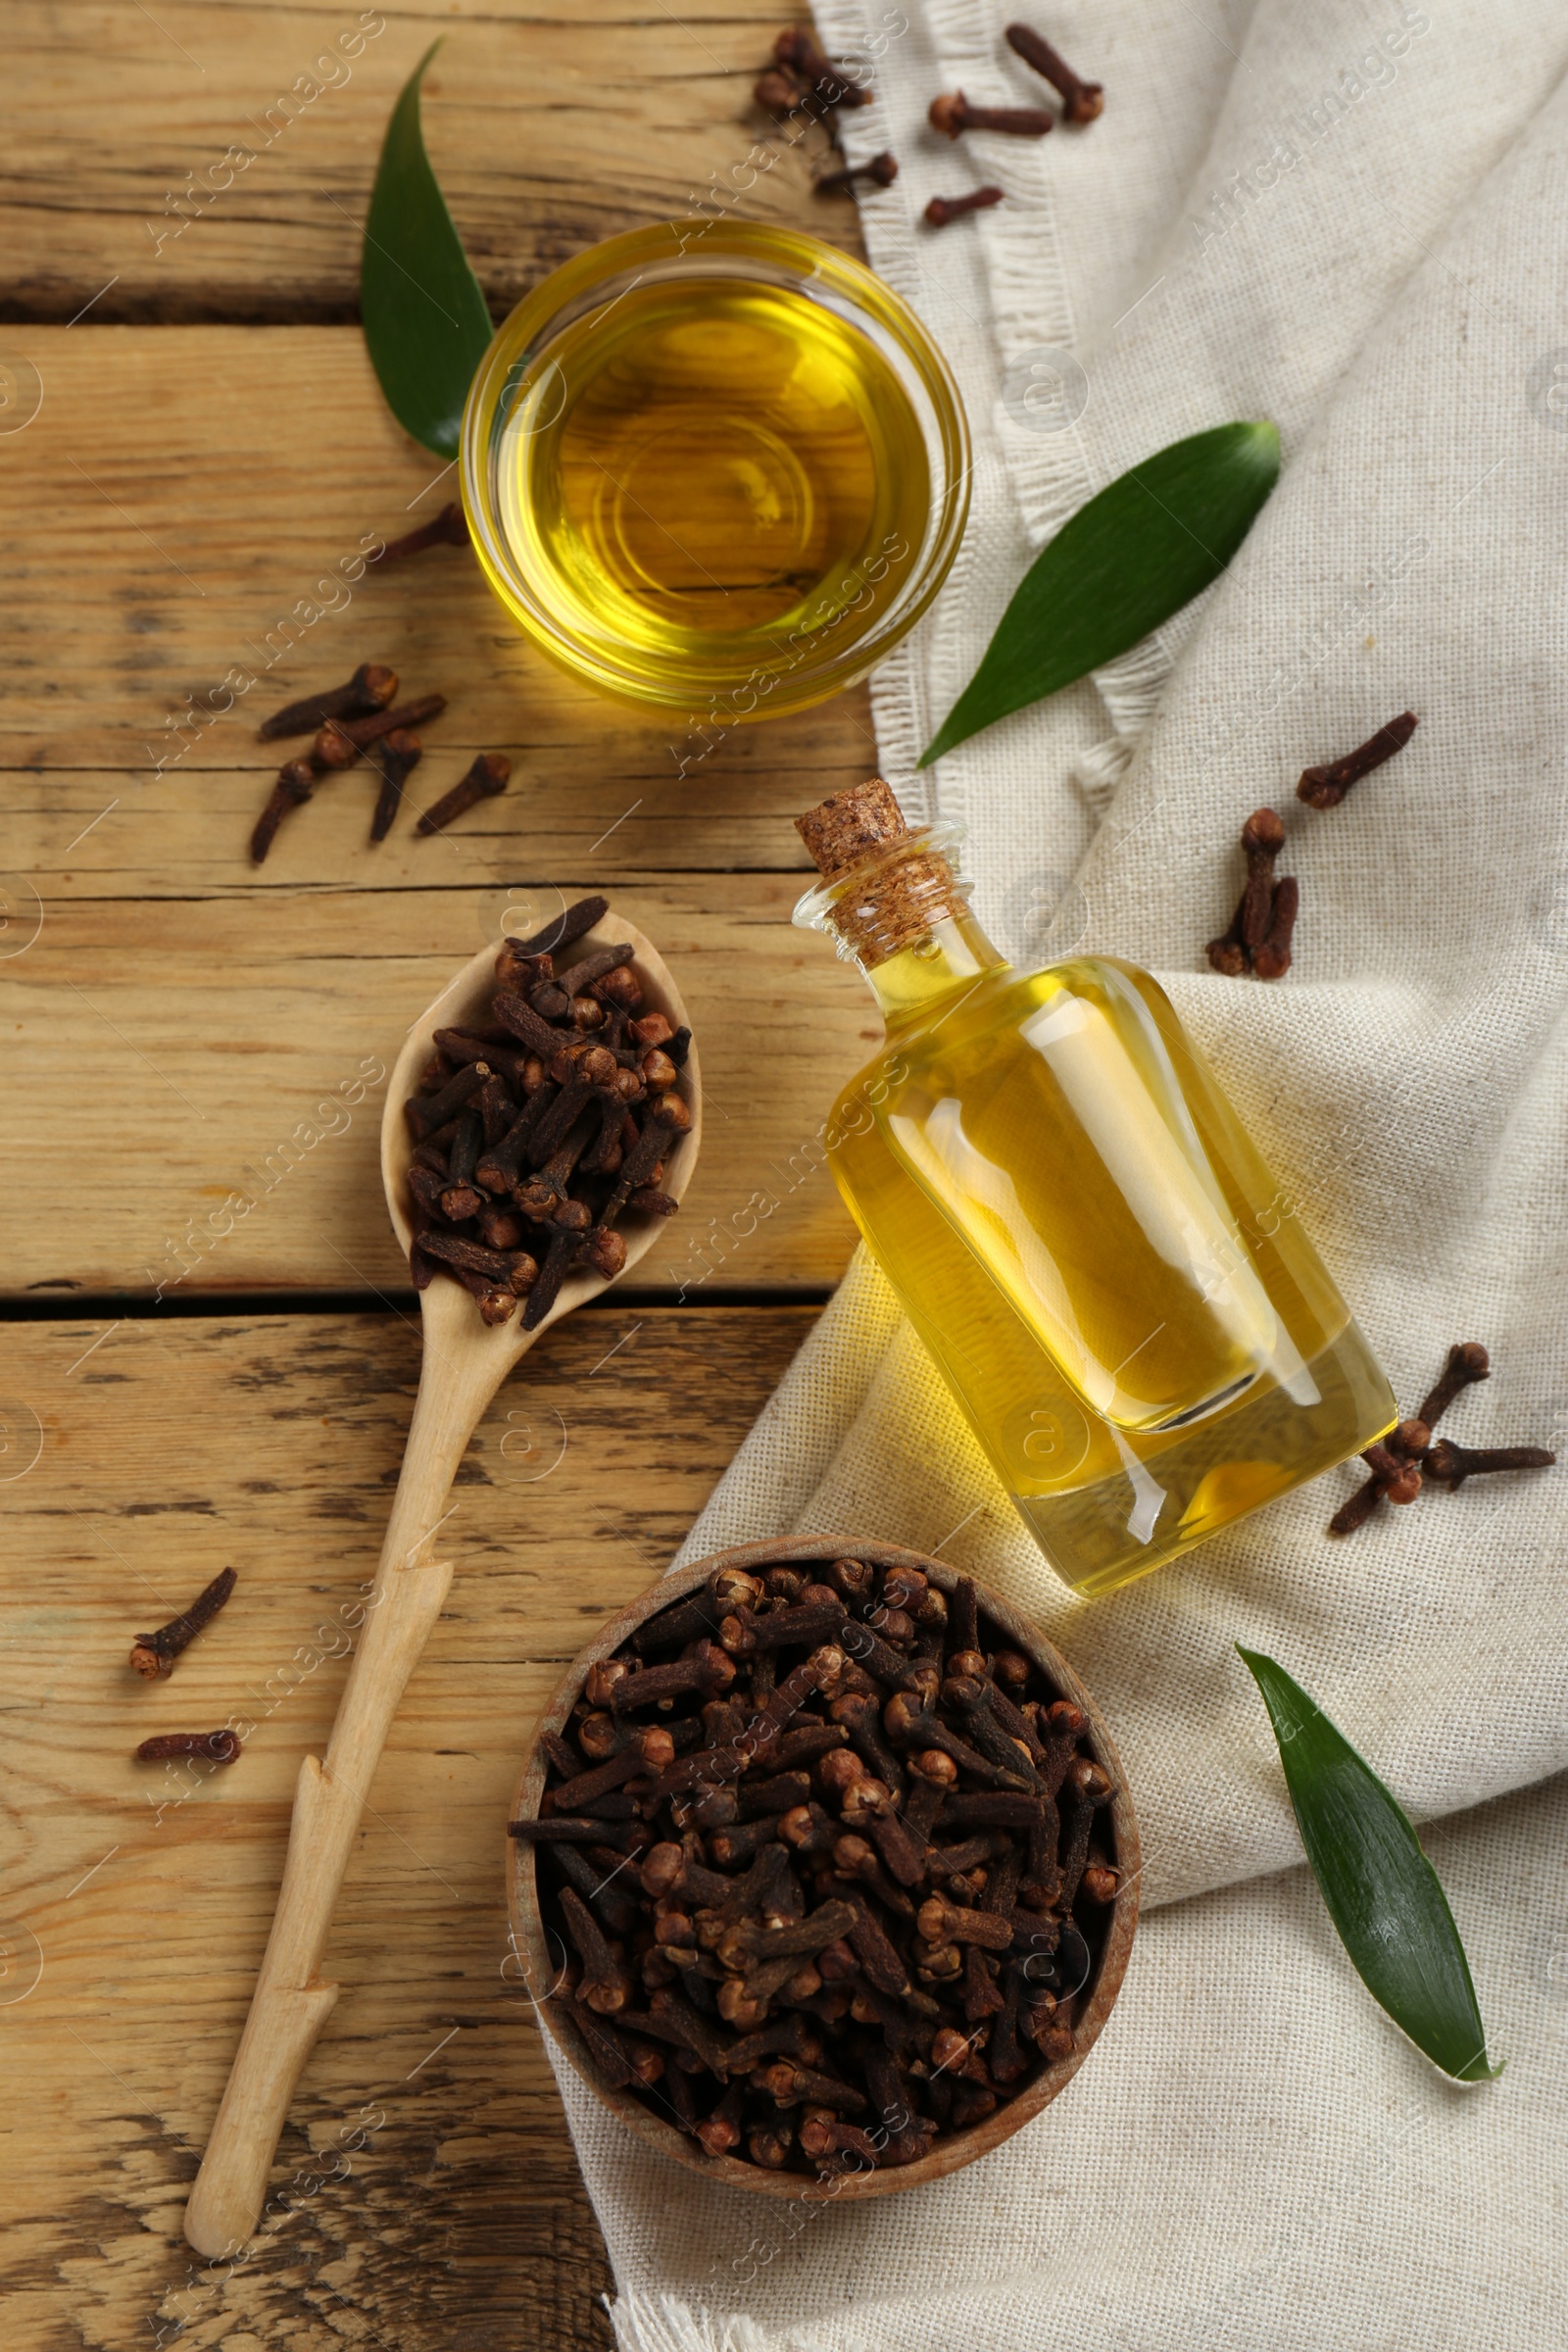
[925,186,1005,227]
[250,669,516,858]
[1297,711,1417,809]
[815,151,899,195]
[368,729,424,845]
[129,1566,238,1680]
[416,752,511,836]
[1329,1342,1555,1535]
[929,91,1053,138]
[249,668,453,861]
[402,897,693,1326]
[758,26,873,120]
[136,1729,240,1765]
[514,1561,1125,2177]
[313,695,449,770]
[249,759,317,866]
[1204,716,1418,978]
[1004,24,1104,122]
[257,663,399,742]
[1205,808,1295,980]
[372,502,471,564]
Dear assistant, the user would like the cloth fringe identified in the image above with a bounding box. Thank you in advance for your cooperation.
[610,2290,833,2352]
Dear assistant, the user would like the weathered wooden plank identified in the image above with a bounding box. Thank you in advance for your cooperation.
[0,876,871,1296]
[1,0,862,324]
[0,1302,815,2351]
[0,325,880,1296]
[1,325,879,838]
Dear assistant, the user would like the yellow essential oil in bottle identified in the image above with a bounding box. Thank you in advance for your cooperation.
[794,781,1396,1597]
[494,277,930,684]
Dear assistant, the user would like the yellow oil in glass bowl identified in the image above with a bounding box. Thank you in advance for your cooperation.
[461,225,969,720]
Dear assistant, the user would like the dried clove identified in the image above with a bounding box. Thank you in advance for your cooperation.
[1297,711,1417,809]
[258,662,399,742]
[373,503,470,564]
[1252,873,1298,982]
[130,1566,238,1680]
[368,728,423,844]
[1004,24,1103,122]
[249,758,316,866]
[416,752,512,837]
[1330,1421,1431,1534]
[814,151,899,194]
[136,1729,240,1765]
[760,26,873,117]
[1206,808,1294,979]
[1416,1342,1490,1429]
[925,186,1005,227]
[929,90,1053,138]
[1424,1438,1555,1490]
[312,694,449,770]
[516,1557,1122,2175]
[754,67,810,115]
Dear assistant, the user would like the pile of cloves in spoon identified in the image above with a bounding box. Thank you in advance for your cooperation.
[403,897,693,1328]
[513,1560,1123,2177]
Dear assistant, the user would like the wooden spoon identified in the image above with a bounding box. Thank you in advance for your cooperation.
[184,910,701,2258]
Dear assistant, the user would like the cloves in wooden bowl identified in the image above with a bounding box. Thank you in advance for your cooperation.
[508,1536,1139,2199]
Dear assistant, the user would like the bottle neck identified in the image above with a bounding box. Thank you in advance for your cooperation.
[860,907,1010,1030]
[793,816,1010,1029]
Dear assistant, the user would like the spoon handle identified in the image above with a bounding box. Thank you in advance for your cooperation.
[183,1339,498,2258]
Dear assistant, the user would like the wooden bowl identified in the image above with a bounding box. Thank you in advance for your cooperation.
[507,1536,1141,2199]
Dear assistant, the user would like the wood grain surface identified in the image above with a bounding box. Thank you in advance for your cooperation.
[3,872,873,1298]
[2,1,861,324]
[1,337,878,1299]
[2,1,885,2339]
[0,1303,818,2348]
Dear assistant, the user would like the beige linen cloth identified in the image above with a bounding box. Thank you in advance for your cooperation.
[550,6,1568,2342]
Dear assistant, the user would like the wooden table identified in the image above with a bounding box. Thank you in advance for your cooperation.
[1,11,873,2342]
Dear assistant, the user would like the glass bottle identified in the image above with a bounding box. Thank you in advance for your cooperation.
[793,780,1396,1597]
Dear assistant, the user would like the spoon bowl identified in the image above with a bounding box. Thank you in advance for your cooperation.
[186,905,701,2259]
[381,912,702,1374]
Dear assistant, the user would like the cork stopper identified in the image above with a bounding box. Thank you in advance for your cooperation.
[795,780,967,967]
[796,779,912,878]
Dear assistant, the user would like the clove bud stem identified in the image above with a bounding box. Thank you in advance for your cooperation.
[1297,711,1417,809]
[258,662,398,742]
[136,1729,240,1765]
[1004,24,1103,122]
[130,1566,238,1680]
[929,90,1052,138]
[373,503,469,564]
[925,186,1005,227]
[815,150,899,194]
[368,728,423,845]
[416,752,511,837]
[249,759,316,866]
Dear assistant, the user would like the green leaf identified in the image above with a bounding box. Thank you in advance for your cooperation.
[919,420,1281,766]
[1238,1646,1501,2083]
[361,41,494,459]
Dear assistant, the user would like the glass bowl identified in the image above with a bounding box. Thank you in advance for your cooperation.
[461,222,969,722]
